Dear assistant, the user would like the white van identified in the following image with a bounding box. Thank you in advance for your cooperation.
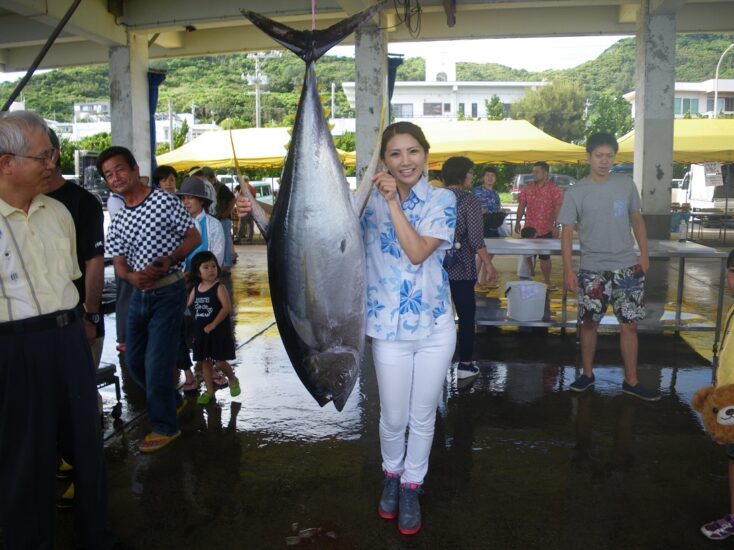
[674,163,734,212]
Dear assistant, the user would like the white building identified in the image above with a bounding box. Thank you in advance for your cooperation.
[53,101,219,144]
[342,58,545,122]
[342,80,546,121]
[623,79,734,118]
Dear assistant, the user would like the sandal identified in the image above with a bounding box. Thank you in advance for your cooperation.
[181,380,199,394]
[230,379,241,398]
[138,431,181,453]
[197,392,214,405]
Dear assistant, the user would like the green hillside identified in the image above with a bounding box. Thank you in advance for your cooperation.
[1,33,733,127]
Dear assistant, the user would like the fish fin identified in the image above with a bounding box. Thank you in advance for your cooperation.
[241,2,385,63]
[353,58,388,218]
[237,175,271,240]
[353,123,384,218]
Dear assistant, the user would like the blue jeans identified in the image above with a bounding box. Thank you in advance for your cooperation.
[221,218,233,267]
[126,278,186,436]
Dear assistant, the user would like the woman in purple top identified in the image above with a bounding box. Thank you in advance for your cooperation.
[442,157,494,379]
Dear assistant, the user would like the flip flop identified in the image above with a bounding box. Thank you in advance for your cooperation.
[138,431,181,453]
[230,380,241,398]
[197,392,214,405]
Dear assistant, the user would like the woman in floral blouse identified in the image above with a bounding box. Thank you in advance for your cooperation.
[362,122,456,536]
[442,156,494,379]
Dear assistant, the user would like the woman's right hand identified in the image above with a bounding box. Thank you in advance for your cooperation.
[236,194,253,218]
[372,171,398,203]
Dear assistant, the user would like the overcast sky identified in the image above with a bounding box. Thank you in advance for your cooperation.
[0,35,629,84]
[332,35,630,72]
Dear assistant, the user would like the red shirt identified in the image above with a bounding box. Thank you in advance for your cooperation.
[518,181,564,236]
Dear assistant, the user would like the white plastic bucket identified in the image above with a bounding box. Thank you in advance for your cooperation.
[505,280,547,321]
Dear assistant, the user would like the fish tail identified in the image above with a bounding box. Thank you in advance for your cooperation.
[241,3,384,63]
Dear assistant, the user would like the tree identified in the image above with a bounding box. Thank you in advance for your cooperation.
[584,91,633,139]
[485,94,505,120]
[77,132,112,152]
[395,57,425,81]
[174,120,189,148]
[510,80,586,143]
[57,136,75,174]
[334,132,356,152]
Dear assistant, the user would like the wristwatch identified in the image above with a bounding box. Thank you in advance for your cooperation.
[84,311,102,325]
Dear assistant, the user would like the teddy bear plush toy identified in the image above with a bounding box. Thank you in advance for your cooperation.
[692,383,734,444]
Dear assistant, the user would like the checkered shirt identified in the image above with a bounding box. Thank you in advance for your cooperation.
[106,188,195,273]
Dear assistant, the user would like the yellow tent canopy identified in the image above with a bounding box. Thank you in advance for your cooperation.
[156,127,291,171]
[156,127,350,172]
[342,119,587,169]
[616,118,734,164]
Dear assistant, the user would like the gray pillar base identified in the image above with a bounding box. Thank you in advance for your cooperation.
[642,213,671,240]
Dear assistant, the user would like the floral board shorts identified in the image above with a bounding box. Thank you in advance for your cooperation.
[577,264,646,324]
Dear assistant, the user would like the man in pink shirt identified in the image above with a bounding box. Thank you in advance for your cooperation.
[514,161,564,288]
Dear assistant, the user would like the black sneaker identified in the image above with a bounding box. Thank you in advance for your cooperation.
[569,374,595,392]
[378,472,400,520]
[398,483,422,535]
[622,381,660,402]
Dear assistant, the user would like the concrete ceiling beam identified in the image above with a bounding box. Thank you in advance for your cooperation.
[0,0,126,46]
[618,3,639,24]
[119,0,344,32]
[650,0,687,15]
[336,0,376,15]
[151,31,185,49]
[0,13,80,49]
[2,40,108,71]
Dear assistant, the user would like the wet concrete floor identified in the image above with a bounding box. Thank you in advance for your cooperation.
[44,242,734,549]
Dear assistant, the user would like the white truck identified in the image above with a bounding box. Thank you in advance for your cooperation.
[672,162,734,213]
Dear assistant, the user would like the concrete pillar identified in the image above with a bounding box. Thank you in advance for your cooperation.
[109,32,151,177]
[355,20,387,181]
[633,0,676,239]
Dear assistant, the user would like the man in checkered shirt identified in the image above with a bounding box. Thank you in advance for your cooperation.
[101,146,201,453]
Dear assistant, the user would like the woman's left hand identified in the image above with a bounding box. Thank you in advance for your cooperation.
[372,171,399,203]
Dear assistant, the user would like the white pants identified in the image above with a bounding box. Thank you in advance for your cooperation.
[372,315,456,485]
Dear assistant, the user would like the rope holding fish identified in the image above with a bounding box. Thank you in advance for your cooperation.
[312,0,316,30]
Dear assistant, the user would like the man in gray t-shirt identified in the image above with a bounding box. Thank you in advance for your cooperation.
[558,132,658,401]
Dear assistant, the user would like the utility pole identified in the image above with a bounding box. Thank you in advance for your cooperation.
[331,82,336,118]
[168,100,174,151]
[243,51,279,128]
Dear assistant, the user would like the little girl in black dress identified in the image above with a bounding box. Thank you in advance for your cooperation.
[187,251,241,405]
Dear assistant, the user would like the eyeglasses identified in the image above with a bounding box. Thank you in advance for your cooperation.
[1,149,59,164]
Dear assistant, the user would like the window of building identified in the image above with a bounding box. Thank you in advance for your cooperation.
[674,97,699,115]
[393,103,413,118]
[708,97,734,113]
[458,103,465,117]
[443,103,451,113]
[423,102,442,116]
[471,103,478,118]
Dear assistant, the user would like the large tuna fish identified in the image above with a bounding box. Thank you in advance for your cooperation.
[241,4,384,411]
